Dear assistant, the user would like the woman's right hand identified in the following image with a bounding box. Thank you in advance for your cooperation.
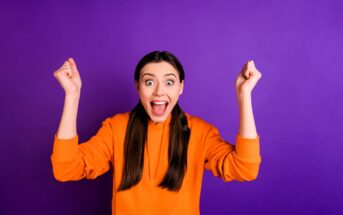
[53,58,82,95]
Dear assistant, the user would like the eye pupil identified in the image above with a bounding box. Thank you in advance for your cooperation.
[145,80,153,85]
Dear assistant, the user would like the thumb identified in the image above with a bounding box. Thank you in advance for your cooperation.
[67,57,78,72]
[244,60,258,79]
[247,60,256,71]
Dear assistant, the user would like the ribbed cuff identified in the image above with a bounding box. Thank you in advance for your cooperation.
[51,134,79,162]
[235,134,261,162]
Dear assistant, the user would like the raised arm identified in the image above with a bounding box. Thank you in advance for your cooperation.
[204,60,262,182]
[51,58,113,182]
[53,57,82,139]
[235,60,262,138]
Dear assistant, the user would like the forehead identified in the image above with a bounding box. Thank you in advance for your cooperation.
[140,61,178,76]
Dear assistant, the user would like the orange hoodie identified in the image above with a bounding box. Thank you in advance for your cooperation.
[51,112,261,215]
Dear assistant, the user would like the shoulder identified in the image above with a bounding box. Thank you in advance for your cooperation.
[184,112,215,131]
[112,111,130,121]
[104,111,130,128]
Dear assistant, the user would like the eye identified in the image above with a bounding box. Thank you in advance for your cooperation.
[166,80,174,86]
[145,80,154,86]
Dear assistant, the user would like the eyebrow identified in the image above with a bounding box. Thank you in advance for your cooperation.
[142,73,176,78]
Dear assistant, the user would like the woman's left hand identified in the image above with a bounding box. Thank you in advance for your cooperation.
[235,60,262,96]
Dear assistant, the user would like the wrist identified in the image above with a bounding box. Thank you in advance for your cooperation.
[236,91,251,100]
[65,92,81,101]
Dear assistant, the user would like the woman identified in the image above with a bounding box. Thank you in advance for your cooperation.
[51,50,262,215]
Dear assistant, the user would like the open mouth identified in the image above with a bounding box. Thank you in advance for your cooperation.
[150,101,169,116]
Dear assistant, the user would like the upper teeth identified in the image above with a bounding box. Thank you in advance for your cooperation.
[152,101,167,105]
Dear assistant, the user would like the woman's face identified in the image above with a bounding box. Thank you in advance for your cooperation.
[135,61,184,123]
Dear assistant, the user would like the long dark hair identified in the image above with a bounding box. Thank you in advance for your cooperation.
[117,51,190,192]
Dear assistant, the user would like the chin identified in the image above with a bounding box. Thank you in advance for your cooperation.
[148,111,169,123]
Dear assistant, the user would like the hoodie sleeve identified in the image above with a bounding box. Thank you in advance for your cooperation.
[204,125,261,182]
[50,117,114,182]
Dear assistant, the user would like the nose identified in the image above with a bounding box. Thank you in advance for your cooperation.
[154,83,165,96]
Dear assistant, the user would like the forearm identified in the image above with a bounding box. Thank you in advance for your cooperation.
[237,92,258,138]
[56,93,80,139]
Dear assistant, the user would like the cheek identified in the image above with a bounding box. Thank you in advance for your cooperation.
[138,86,151,101]
[169,90,181,103]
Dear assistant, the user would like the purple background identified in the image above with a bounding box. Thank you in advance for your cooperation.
[1,0,342,214]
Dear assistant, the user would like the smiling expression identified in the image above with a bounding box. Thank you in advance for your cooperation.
[135,61,184,123]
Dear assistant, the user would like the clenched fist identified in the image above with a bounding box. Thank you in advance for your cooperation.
[53,58,82,95]
[235,60,262,96]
